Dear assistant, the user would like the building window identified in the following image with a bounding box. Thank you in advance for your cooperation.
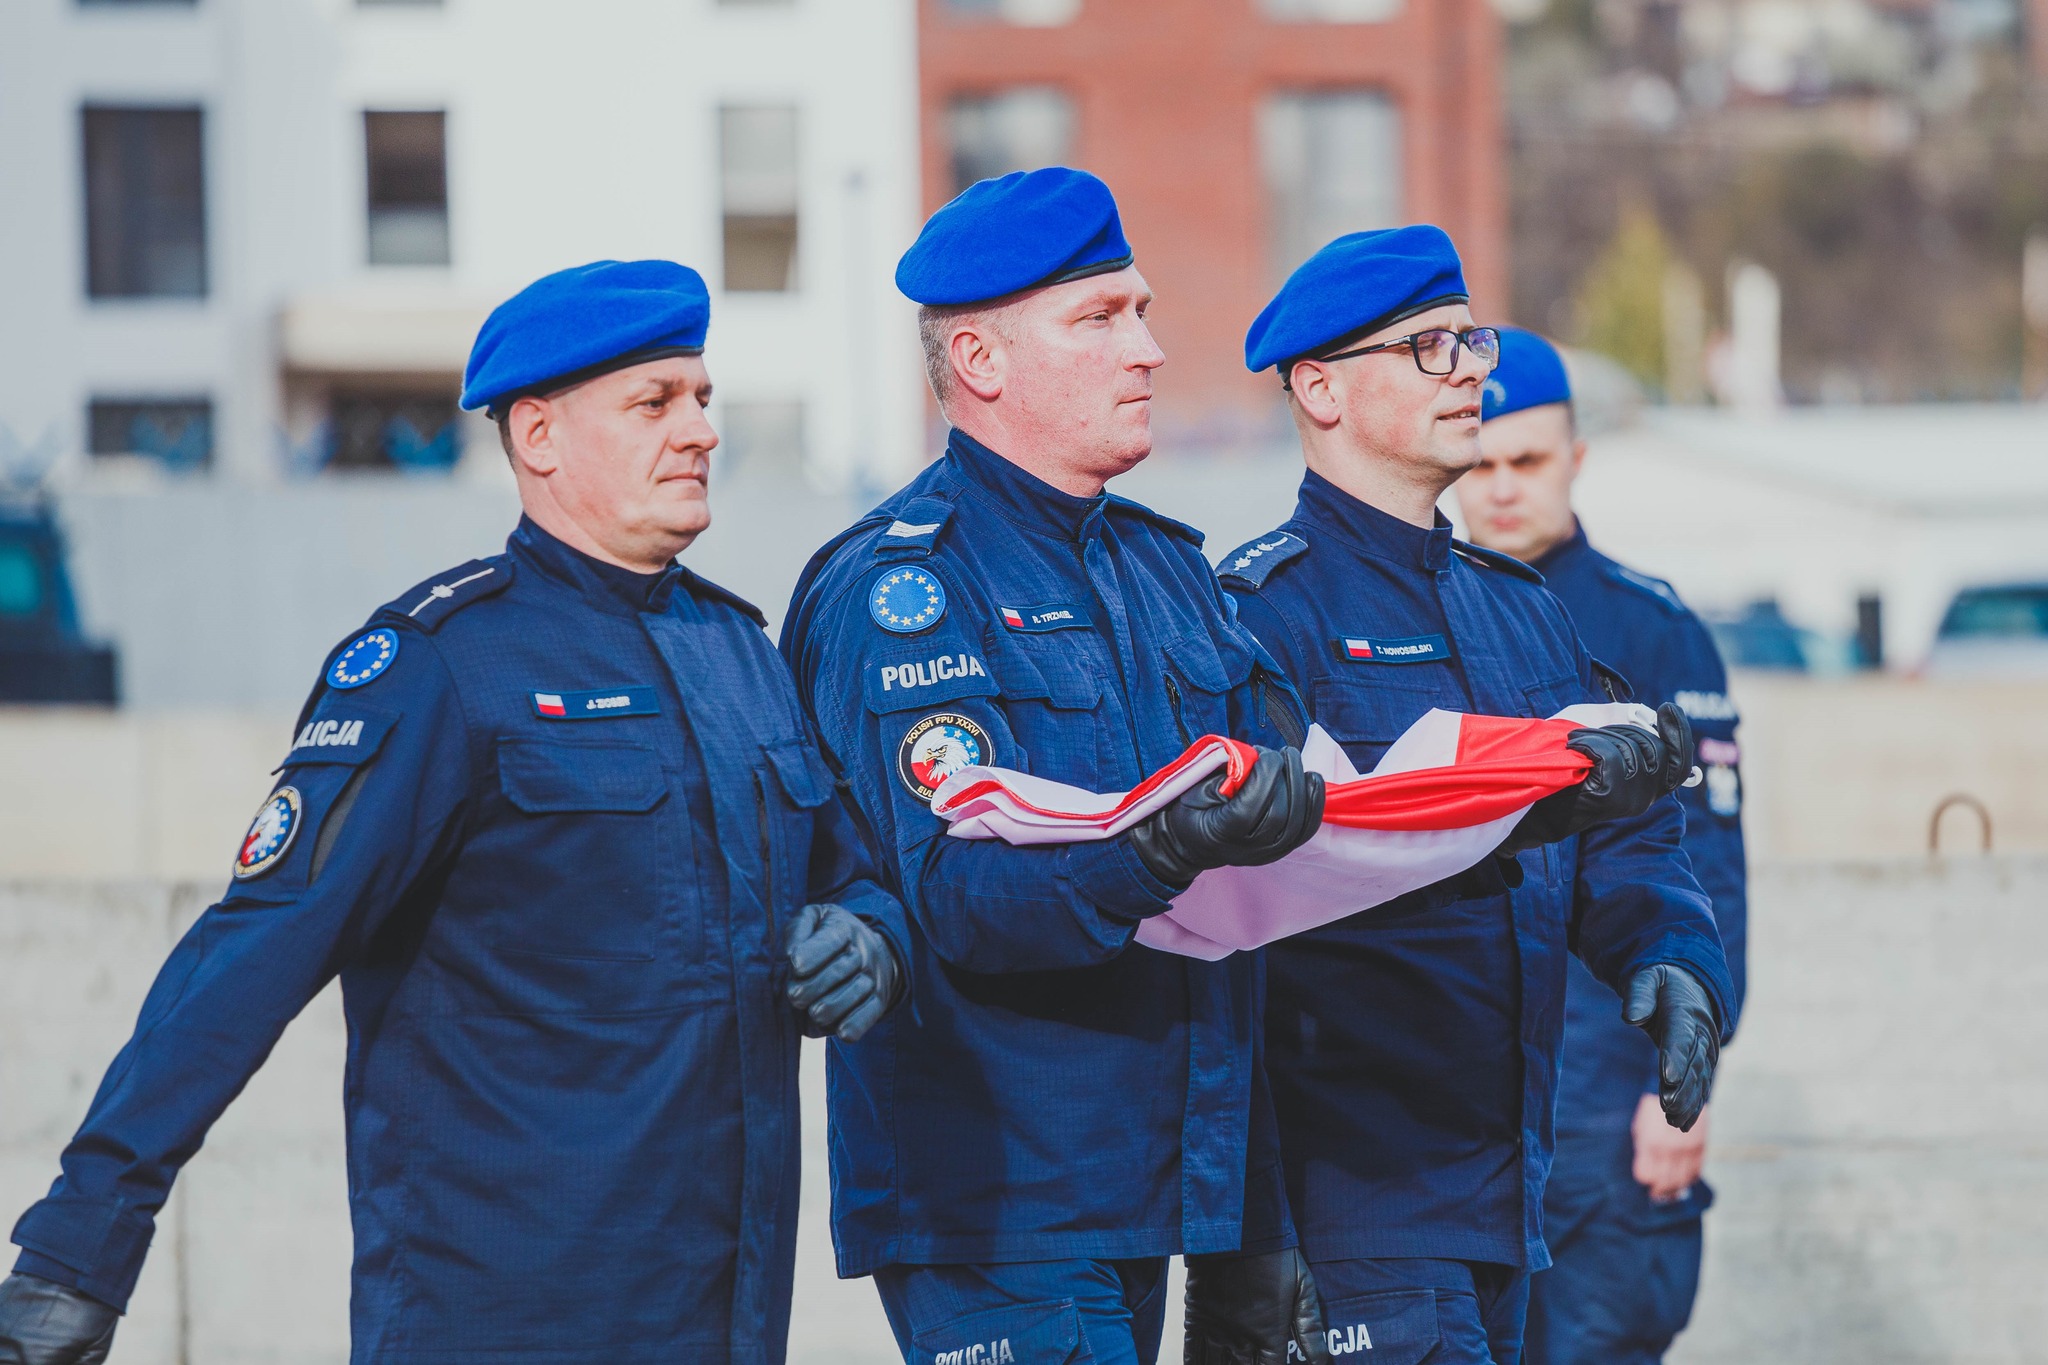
[326,390,460,471]
[1260,90,1402,282]
[940,0,1081,25]
[82,106,206,299]
[87,397,213,470]
[948,88,1075,195]
[1258,0,1401,20]
[716,400,805,482]
[365,111,449,266]
[720,105,800,292]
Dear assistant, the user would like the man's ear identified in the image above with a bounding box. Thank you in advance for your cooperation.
[506,396,559,476]
[949,323,1004,404]
[1569,436,1588,479]
[1289,360,1343,428]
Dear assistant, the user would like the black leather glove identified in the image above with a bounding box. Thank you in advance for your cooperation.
[785,903,902,1043]
[1499,702,1693,853]
[1129,747,1325,889]
[0,1274,118,1365]
[1624,963,1721,1132]
[1184,1246,1332,1365]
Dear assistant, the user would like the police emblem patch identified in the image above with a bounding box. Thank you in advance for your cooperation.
[869,567,948,634]
[329,628,400,690]
[896,712,991,803]
[234,786,303,880]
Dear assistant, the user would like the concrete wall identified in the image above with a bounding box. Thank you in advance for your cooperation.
[5,672,2042,884]
[6,857,2046,1363]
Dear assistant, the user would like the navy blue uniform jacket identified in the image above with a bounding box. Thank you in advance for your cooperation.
[1218,471,1733,1270]
[781,431,1302,1276]
[1534,523,1748,1136]
[9,519,906,1365]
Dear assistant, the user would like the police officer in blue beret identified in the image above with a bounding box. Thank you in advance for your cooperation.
[1456,328,1747,1365]
[781,168,1334,1365]
[0,259,909,1365]
[1217,227,1735,1364]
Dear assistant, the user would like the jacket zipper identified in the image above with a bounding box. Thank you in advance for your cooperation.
[1163,671,1192,748]
[753,772,776,943]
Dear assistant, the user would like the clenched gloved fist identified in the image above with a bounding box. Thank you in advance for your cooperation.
[1625,963,1721,1132]
[1185,1246,1332,1365]
[1129,747,1325,889]
[785,903,903,1044]
[0,1274,118,1365]
[1499,702,1694,854]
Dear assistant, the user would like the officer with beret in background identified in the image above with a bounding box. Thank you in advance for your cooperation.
[781,169,1333,1365]
[1456,328,1748,1365]
[0,260,908,1365]
[1215,227,1735,1364]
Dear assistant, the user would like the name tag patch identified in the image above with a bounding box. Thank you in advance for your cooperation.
[531,687,661,720]
[999,602,1094,633]
[1337,633,1453,665]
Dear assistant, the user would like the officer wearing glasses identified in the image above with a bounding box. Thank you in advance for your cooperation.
[1215,227,1734,1364]
[1459,328,1748,1365]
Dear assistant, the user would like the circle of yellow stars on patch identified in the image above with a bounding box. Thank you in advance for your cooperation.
[870,568,946,632]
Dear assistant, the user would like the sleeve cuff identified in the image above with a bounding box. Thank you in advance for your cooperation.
[1066,837,1184,925]
[11,1197,154,1313]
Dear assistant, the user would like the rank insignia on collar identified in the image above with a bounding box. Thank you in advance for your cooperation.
[896,711,990,803]
[870,567,948,634]
[234,786,303,880]
[329,628,400,690]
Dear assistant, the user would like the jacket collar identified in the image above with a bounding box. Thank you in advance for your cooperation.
[1531,519,1590,577]
[1294,466,1454,572]
[944,427,1106,542]
[507,515,686,617]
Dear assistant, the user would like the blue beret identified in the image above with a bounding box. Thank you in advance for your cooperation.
[461,260,711,413]
[896,167,1134,307]
[1244,224,1469,374]
[1481,326,1572,421]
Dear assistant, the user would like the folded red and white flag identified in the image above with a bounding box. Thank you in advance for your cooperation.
[930,703,1655,960]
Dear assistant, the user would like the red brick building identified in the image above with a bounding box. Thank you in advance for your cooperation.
[919,0,1507,446]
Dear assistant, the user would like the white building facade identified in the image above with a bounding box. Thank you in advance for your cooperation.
[0,0,925,704]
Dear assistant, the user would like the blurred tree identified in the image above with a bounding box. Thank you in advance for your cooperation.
[1573,201,1670,392]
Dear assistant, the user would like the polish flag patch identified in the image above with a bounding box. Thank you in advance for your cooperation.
[1001,607,1025,628]
[1343,638,1374,660]
[532,692,567,717]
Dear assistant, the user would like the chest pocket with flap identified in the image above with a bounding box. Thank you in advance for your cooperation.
[493,739,674,961]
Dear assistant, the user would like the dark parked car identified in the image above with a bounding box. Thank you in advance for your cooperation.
[0,503,118,703]
[1924,582,2048,679]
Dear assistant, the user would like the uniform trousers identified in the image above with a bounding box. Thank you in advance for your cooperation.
[1307,1255,1531,1365]
[1524,1129,1708,1365]
[876,1257,1170,1365]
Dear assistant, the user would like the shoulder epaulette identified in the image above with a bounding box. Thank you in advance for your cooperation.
[1451,539,1544,585]
[677,566,767,628]
[1105,494,1205,549]
[871,495,958,560]
[1606,562,1689,616]
[375,556,516,632]
[1217,530,1308,589]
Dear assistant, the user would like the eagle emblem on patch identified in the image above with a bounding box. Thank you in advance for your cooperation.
[329,628,400,690]
[896,712,990,803]
[234,786,303,880]
[869,567,948,634]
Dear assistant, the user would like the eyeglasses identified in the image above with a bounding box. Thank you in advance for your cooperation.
[1310,326,1503,378]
